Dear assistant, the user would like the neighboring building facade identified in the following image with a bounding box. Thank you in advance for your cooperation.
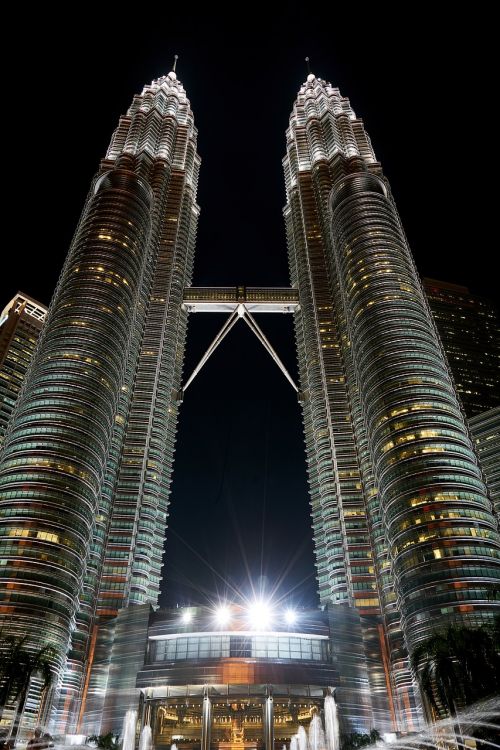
[470,407,500,522]
[0,292,47,445]
[1,68,500,742]
[422,278,500,418]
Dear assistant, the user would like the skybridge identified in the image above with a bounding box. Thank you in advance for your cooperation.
[182,286,299,313]
[180,286,300,397]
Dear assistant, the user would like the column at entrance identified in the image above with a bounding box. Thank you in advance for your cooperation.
[145,701,153,728]
[151,701,159,744]
[263,690,273,750]
[201,688,212,750]
[140,695,153,731]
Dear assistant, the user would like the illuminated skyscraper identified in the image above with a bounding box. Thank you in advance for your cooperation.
[0,293,47,446]
[0,69,200,730]
[284,73,500,729]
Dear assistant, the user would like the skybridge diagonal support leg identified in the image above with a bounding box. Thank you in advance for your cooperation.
[182,308,240,393]
[242,309,299,392]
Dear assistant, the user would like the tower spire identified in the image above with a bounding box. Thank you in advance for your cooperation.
[305,56,311,75]
[172,54,178,73]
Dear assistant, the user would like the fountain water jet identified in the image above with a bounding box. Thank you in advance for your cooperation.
[309,713,326,750]
[121,710,137,750]
[441,734,500,749]
[290,735,299,750]
[358,697,500,750]
[139,725,152,750]
[298,725,308,750]
[324,692,339,750]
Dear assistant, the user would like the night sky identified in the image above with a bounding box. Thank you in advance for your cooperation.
[2,8,496,611]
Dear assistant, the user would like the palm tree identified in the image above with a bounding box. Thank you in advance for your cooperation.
[0,636,56,738]
[452,625,499,704]
[412,629,464,747]
[411,624,500,747]
[340,730,381,750]
[86,732,121,750]
[1,636,29,716]
[412,625,499,718]
[412,632,462,718]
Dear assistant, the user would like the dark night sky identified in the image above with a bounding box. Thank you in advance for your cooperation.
[2,7,496,610]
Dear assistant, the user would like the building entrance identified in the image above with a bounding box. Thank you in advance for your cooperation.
[149,694,326,750]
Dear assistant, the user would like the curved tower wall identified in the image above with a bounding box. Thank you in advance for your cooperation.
[329,171,500,644]
[0,171,152,669]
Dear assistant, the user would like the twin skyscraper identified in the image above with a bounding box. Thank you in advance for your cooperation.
[1,67,499,737]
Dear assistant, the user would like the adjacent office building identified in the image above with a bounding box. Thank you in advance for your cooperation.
[422,278,500,418]
[469,407,500,522]
[0,293,47,445]
[1,68,499,742]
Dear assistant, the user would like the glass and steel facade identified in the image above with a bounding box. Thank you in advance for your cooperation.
[152,634,328,662]
[0,71,200,732]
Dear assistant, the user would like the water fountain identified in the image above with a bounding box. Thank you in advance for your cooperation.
[121,710,137,750]
[171,743,178,750]
[355,696,499,750]
[138,725,152,750]
[309,712,326,750]
[324,692,339,750]
[298,725,308,750]
[290,735,299,750]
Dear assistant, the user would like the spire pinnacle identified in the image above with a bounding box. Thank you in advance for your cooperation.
[172,54,178,73]
[305,56,311,75]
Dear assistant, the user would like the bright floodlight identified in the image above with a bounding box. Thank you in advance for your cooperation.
[215,605,231,626]
[181,610,192,624]
[248,600,273,630]
[284,608,297,625]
